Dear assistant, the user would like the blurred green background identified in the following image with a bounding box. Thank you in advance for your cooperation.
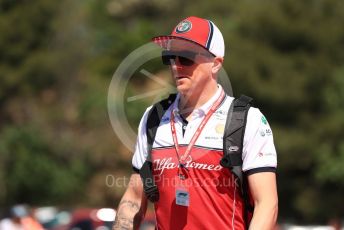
[0,0,344,225]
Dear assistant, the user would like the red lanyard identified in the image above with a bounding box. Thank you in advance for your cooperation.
[170,90,225,165]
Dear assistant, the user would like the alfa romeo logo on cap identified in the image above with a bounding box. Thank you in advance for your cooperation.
[175,20,192,33]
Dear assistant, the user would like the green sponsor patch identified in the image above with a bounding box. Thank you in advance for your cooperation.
[261,115,268,125]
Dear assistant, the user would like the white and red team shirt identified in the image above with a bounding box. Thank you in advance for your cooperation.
[132,85,277,230]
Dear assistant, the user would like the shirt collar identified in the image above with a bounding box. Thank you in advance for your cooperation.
[197,84,223,115]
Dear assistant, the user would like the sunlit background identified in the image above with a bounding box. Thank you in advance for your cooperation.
[0,0,344,229]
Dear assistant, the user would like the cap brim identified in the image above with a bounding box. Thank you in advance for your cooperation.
[152,35,208,52]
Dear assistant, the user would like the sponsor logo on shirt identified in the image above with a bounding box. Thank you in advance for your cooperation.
[153,156,223,176]
[261,115,268,125]
[215,123,225,134]
[260,128,272,137]
[214,110,227,116]
[205,136,221,140]
[265,128,272,136]
[213,110,227,120]
[258,152,275,157]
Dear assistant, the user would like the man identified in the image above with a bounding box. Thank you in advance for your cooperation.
[113,16,278,230]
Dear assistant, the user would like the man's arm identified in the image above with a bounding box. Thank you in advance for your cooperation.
[248,172,278,230]
[113,173,147,230]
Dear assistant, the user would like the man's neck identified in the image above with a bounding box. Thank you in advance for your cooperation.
[178,83,218,119]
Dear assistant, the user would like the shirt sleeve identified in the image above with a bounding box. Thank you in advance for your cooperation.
[242,107,277,173]
[131,106,152,172]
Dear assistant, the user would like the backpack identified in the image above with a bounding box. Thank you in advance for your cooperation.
[139,93,254,228]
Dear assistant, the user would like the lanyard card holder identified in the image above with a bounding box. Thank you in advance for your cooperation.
[175,177,190,207]
[176,187,190,207]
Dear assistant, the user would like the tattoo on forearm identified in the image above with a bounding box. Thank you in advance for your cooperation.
[119,200,140,211]
[112,200,140,230]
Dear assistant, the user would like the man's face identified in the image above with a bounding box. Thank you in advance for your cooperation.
[163,39,215,96]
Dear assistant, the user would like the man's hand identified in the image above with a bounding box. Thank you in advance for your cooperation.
[113,174,147,230]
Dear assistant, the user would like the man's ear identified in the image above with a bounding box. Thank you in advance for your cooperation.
[211,57,224,75]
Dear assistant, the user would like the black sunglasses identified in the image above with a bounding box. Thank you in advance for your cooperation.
[161,50,198,66]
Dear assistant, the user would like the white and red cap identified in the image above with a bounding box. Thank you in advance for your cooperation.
[152,16,225,58]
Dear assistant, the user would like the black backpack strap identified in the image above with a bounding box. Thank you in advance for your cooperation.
[220,94,253,228]
[139,94,177,202]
